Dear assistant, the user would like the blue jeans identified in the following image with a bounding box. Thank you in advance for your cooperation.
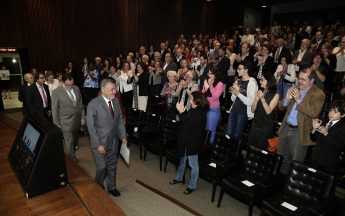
[226,112,248,140]
[278,81,292,99]
[206,108,221,144]
[175,154,199,189]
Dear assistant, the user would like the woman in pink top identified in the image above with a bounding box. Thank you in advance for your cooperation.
[202,67,224,144]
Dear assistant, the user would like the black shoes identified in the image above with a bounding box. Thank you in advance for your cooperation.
[109,189,121,197]
[183,188,194,195]
[169,179,183,185]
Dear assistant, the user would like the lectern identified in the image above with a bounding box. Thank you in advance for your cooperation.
[8,111,68,198]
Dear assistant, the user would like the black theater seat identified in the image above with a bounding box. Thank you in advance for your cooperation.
[261,161,337,216]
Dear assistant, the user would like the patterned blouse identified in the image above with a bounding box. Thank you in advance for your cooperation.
[83,70,100,88]
[160,82,179,108]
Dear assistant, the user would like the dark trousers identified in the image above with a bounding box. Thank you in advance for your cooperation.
[226,112,248,140]
[122,90,133,110]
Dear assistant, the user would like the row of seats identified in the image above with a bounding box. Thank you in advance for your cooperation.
[125,108,344,216]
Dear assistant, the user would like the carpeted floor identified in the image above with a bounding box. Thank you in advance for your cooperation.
[2,111,260,216]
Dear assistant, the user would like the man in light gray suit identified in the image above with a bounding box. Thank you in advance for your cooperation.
[87,78,127,197]
[52,74,85,161]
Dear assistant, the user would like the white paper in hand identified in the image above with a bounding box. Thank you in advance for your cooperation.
[120,143,130,166]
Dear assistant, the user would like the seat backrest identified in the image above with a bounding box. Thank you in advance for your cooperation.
[126,108,142,124]
[283,161,334,206]
[337,149,345,188]
[162,119,178,141]
[209,133,241,162]
[241,146,282,181]
[141,112,162,128]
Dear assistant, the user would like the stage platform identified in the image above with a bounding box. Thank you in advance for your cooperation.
[0,114,126,216]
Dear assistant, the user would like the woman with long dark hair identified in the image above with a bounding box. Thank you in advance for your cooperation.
[128,62,149,112]
[248,72,279,150]
[202,67,224,144]
[169,91,209,195]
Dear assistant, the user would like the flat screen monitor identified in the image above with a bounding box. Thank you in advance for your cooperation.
[9,111,67,198]
[11,118,45,182]
[21,122,40,156]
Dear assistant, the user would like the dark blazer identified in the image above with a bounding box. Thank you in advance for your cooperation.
[311,119,345,173]
[254,56,276,77]
[216,56,230,82]
[160,49,167,62]
[197,64,210,90]
[233,54,254,71]
[18,83,30,114]
[177,106,207,157]
[137,72,149,96]
[293,50,313,71]
[27,83,51,118]
[161,61,178,85]
[272,46,292,63]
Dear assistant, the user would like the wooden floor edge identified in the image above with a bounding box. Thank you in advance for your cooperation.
[135,179,202,216]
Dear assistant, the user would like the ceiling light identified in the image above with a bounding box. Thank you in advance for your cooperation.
[262,5,267,8]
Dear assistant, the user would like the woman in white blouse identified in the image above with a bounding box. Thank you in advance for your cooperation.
[45,71,60,96]
[274,55,296,99]
[119,62,133,110]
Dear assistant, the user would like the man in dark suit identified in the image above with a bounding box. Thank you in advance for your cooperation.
[86,78,127,197]
[311,30,326,53]
[293,39,313,72]
[26,72,52,119]
[159,42,167,62]
[161,52,177,85]
[233,42,254,70]
[174,47,185,70]
[272,38,292,65]
[18,73,35,115]
[311,100,345,175]
[196,53,209,90]
[215,47,230,83]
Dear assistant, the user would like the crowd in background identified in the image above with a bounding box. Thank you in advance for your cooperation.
[18,19,345,191]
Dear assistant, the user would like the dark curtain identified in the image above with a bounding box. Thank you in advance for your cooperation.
[0,0,243,73]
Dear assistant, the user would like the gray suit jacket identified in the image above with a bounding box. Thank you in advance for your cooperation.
[86,95,126,149]
[51,85,85,132]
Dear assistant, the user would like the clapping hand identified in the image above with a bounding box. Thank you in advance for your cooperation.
[316,125,328,136]
[257,90,265,99]
[290,87,301,101]
[176,101,186,114]
[230,81,240,96]
[203,79,209,89]
[127,70,133,78]
[312,119,322,130]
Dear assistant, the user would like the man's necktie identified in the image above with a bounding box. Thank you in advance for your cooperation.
[327,121,333,129]
[40,86,48,108]
[108,101,114,119]
[67,90,76,105]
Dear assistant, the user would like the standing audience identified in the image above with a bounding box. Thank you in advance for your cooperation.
[169,91,209,195]
[248,72,279,150]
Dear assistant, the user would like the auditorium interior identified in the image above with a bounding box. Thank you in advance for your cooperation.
[1,0,345,215]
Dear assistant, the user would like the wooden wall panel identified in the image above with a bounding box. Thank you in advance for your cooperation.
[0,0,244,73]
